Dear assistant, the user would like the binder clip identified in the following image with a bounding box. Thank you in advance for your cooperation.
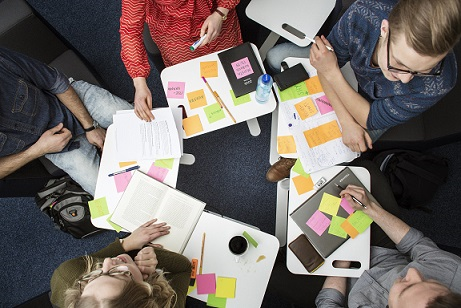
[314,177,327,190]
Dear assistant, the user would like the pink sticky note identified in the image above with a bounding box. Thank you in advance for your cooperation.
[147,164,169,182]
[340,198,355,215]
[167,81,186,99]
[306,210,331,236]
[315,95,334,114]
[114,172,133,193]
[231,57,254,79]
[196,273,216,294]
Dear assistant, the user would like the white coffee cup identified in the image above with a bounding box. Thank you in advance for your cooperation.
[228,235,249,262]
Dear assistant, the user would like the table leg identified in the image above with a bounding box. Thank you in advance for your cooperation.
[180,153,195,165]
[275,178,290,247]
[246,118,261,136]
[269,107,279,164]
[258,31,281,61]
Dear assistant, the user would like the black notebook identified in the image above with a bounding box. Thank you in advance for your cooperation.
[217,42,263,97]
[290,167,376,258]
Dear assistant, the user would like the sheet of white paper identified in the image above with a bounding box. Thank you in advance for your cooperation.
[113,108,182,160]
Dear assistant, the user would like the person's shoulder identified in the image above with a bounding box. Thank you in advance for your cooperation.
[348,0,397,17]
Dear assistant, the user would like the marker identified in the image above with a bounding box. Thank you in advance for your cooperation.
[334,183,367,209]
[108,165,140,177]
[306,36,333,52]
[190,34,207,51]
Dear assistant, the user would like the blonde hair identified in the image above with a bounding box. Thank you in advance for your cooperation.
[388,0,461,56]
[64,256,176,308]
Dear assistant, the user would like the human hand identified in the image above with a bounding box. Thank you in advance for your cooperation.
[309,36,340,79]
[200,11,224,45]
[85,127,106,151]
[122,218,170,251]
[340,121,373,153]
[339,185,372,211]
[134,246,158,280]
[133,77,155,122]
[333,260,351,268]
[30,123,72,156]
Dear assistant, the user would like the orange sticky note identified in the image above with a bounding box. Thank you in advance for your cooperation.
[277,135,296,154]
[340,218,359,239]
[303,120,342,148]
[187,89,207,109]
[292,174,314,195]
[200,61,218,78]
[305,75,323,94]
[294,97,318,120]
[183,114,204,136]
[118,161,137,168]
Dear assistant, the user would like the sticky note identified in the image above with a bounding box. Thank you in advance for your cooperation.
[147,164,169,182]
[292,159,309,178]
[187,281,197,295]
[306,210,331,236]
[318,192,341,216]
[305,75,323,94]
[347,210,373,233]
[187,89,207,109]
[328,216,348,238]
[303,120,342,148]
[277,135,296,154]
[154,158,174,170]
[204,103,225,124]
[243,231,258,247]
[107,214,123,232]
[119,161,137,168]
[183,114,204,136]
[230,89,251,106]
[292,174,314,195]
[167,81,185,99]
[341,218,359,239]
[294,97,318,120]
[88,197,109,219]
[340,198,355,215]
[196,273,216,294]
[278,81,309,102]
[316,95,334,114]
[231,57,254,79]
[114,171,133,193]
[207,293,227,308]
[215,276,236,298]
[200,61,218,78]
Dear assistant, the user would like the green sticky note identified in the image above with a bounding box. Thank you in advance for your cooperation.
[204,102,225,124]
[347,211,373,233]
[107,214,123,232]
[328,216,348,238]
[207,293,227,308]
[243,231,258,248]
[318,192,341,216]
[216,276,236,298]
[154,158,174,169]
[278,81,309,102]
[88,197,109,219]
[230,90,251,106]
[292,159,309,178]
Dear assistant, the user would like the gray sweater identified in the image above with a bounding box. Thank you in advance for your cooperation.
[315,228,461,307]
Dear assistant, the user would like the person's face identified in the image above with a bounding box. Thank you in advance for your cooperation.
[388,268,449,308]
[81,254,144,300]
[376,20,447,84]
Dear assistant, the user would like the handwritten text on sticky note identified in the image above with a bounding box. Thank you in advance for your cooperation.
[231,57,254,79]
[306,210,331,236]
[187,89,207,109]
[167,81,185,99]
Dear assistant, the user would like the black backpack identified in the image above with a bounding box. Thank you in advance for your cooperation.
[35,176,101,238]
[373,149,449,210]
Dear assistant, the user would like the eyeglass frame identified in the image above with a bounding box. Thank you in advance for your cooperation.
[77,266,133,292]
[386,29,444,76]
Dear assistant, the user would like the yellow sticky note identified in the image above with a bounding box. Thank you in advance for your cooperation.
[200,61,218,78]
[278,81,309,102]
[107,214,123,232]
[328,216,348,238]
[183,114,204,137]
[303,120,342,148]
[204,102,225,124]
[347,210,373,233]
[305,75,323,94]
[292,159,309,178]
[88,197,109,219]
[294,97,318,120]
[318,192,341,216]
[277,135,296,154]
[215,276,236,298]
[119,161,137,168]
[230,89,251,106]
[187,89,207,109]
[207,293,227,307]
[341,218,359,239]
[154,158,174,169]
[292,174,314,195]
[187,281,197,295]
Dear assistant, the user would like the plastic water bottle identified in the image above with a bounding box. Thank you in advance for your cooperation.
[255,74,273,104]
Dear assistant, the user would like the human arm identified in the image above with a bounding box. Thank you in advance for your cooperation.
[200,0,240,45]
[314,261,350,307]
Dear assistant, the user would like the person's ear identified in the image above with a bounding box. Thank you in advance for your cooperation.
[381,19,390,38]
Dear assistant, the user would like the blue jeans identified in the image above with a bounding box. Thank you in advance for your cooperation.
[45,80,133,195]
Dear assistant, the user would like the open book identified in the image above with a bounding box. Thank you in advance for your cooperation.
[110,171,206,253]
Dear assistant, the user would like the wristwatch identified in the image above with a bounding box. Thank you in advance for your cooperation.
[83,120,99,132]
[215,8,227,21]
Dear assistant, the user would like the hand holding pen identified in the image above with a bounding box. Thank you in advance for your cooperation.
[335,183,368,209]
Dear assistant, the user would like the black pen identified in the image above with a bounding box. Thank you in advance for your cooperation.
[108,165,140,177]
[334,183,367,209]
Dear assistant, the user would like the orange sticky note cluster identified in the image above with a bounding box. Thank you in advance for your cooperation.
[294,97,318,120]
[183,114,204,136]
[303,120,342,148]
[277,135,296,154]
[187,89,208,109]
[200,61,218,78]
[305,75,323,94]
[292,174,314,195]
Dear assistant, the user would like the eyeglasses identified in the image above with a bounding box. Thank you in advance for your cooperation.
[386,29,444,76]
[77,266,133,292]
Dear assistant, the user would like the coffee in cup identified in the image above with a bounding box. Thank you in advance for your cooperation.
[229,235,248,262]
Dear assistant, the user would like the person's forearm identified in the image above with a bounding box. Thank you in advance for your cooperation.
[56,86,94,129]
[322,276,347,296]
[0,148,42,179]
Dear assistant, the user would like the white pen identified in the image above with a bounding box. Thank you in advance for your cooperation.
[307,36,334,52]
[190,34,207,51]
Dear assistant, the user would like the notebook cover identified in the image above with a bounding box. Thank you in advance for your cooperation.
[288,234,325,273]
[289,167,375,258]
[217,42,263,97]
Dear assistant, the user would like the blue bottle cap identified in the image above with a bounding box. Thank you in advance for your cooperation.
[262,74,271,83]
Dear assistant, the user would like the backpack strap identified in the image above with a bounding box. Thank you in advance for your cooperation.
[397,159,446,185]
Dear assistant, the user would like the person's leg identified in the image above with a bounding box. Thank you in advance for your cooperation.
[45,134,99,195]
[266,42,311,74]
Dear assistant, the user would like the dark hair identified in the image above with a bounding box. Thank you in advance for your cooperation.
[426,291,461,308]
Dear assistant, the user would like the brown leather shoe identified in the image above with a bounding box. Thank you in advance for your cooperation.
[266,158,297,182]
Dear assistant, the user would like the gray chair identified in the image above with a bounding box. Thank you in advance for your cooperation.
[0,0,103,197]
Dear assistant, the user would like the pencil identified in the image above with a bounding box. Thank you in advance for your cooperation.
[201,76,236,123]
[306,36,333,52]
[199,232,206,274]
[334,183,367,209]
